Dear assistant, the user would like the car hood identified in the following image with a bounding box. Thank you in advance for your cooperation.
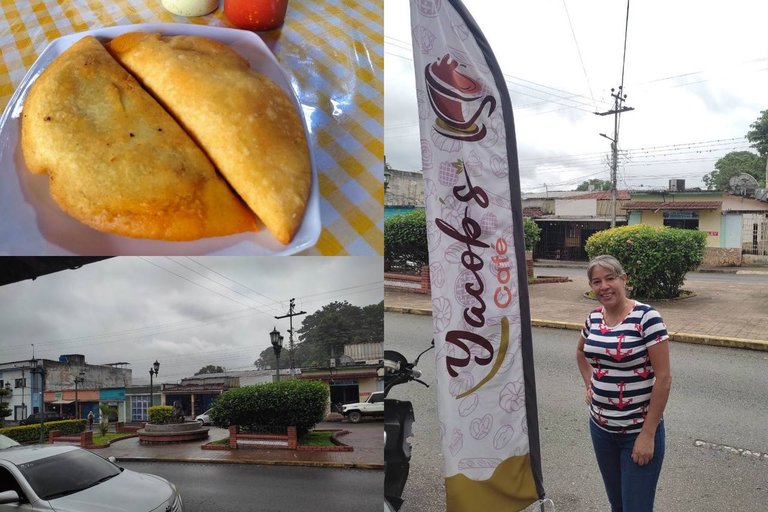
[49,468,174,512]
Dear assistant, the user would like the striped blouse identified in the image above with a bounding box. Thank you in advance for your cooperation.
[581,301,669,434]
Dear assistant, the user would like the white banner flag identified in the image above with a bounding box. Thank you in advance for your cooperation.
[409,1,545,510]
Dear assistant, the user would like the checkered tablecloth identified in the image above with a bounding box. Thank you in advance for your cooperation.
[0,0,383,255]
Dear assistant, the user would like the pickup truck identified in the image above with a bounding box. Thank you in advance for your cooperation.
[341,391,384,423]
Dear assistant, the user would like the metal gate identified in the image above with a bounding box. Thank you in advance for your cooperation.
[742,213,768,255]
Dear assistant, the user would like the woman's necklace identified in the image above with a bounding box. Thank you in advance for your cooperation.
[603,300,634,327]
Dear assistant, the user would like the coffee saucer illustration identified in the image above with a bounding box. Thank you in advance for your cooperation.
[434,118,486,141]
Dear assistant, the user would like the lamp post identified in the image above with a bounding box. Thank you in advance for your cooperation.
[270,327,283,382]
[149,360,159,413]
[1,382,10,427]
[73,370,85,420]
[30,357,45,444]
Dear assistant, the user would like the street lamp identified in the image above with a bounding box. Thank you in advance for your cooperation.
[29,357,45,444]
[270,327,283,382]
[149,360,159,412]
[1,382,10,427]
[73,370,85,420]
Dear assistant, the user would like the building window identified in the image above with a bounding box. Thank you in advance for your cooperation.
[14,378,25,389]
[663,211,699,230]
[131,395,150,422]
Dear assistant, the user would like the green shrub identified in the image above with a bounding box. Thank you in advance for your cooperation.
[585,224,706,299]
[0,420,85,444]
[148,406,174,425]
[384,209,428,271]
[209,380,328,437]
[523,218,541,251]
[384,209,541,268]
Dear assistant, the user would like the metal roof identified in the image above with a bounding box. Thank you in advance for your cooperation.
[623,201,722,211]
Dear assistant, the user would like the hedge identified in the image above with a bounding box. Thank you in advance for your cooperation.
[385,208,540,268]
[384,209,428,271]
[209,380,327,437]
[585,224,706,299]
[148,406,174,425]
[0,420,85,444]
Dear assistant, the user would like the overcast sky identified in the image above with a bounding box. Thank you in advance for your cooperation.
[0,257,383,384]
[385,0,768,193]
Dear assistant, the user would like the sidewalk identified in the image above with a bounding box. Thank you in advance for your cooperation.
[93,421,383,470]
[385,264,768,351]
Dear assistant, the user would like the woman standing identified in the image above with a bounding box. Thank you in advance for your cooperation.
[576,255,672,512]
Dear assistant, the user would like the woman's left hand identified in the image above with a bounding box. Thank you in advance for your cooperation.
[631,431,655,466]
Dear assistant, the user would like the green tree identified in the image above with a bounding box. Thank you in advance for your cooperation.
[702,151,765,190]
[195,365,225,375]
[746,109,768,157]
[575,179,612,191]
[524,218,541,251]
[254,300,384,369]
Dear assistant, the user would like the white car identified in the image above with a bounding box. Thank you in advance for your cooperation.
[0,445,183,511]
[195,409,212,426]
[341,391,385,423]
[0,435,20,450]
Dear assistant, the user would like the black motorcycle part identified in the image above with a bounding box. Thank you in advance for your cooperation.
[384,398,415,511]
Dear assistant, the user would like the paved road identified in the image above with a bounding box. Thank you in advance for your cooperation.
[120,461,383,512]
[385,312,768,512]
[535,265,768,284]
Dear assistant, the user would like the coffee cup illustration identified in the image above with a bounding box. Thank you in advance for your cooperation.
[425,54,496,141]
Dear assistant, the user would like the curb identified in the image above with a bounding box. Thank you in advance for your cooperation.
[385,307,768,352]
[383,306,432,316]
[111,456,384,470]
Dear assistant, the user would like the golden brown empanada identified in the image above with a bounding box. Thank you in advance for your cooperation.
[21,36,258,241]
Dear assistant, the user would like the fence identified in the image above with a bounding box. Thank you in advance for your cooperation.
[742,213,768,256]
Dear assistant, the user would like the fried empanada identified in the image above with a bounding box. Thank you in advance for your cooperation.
[21,36,258,241]
[107,32,311,245]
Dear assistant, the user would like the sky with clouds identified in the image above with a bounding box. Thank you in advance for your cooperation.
[385,0,768,193]
[0,257,383,385]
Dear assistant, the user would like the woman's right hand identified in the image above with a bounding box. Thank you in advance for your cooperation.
[585,385,593,406]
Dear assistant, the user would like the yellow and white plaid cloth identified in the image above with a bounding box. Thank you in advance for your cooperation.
[0,0,383,255]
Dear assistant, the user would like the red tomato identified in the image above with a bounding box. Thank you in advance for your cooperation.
[224,0,289,31]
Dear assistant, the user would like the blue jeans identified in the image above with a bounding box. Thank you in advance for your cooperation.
[589,419,665,512]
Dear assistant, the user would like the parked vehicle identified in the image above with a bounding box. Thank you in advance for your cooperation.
[0,435,20,450]
[19,412,64,425]
[341,391,385,423]
[194,409,212,426]
[0,445,184,511]
[383,342,433,512]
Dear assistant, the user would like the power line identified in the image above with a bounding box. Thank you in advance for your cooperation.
[560,0,597,107]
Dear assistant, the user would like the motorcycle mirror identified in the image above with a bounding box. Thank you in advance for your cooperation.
[413,339,435,366]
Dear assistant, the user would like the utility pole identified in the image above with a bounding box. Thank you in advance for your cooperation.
[275,298,306,378]
[595,86,633,227]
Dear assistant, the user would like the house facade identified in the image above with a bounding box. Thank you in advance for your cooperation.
[624,188,768,266]
[527,191,630,261]
[0,354,132,423]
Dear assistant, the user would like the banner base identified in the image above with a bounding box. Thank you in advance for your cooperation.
[446,454,540,511]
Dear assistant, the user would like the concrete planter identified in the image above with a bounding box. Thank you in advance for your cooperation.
[137,422,209,444]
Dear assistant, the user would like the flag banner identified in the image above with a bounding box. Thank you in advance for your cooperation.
[409,1,545,510]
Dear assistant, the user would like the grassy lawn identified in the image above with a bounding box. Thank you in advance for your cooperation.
[206,431,336,447]
[91,432,135,445]
[299,431,334,447]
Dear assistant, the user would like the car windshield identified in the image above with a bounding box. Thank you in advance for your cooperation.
[0,435,20,449]
[17,449,121,500]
